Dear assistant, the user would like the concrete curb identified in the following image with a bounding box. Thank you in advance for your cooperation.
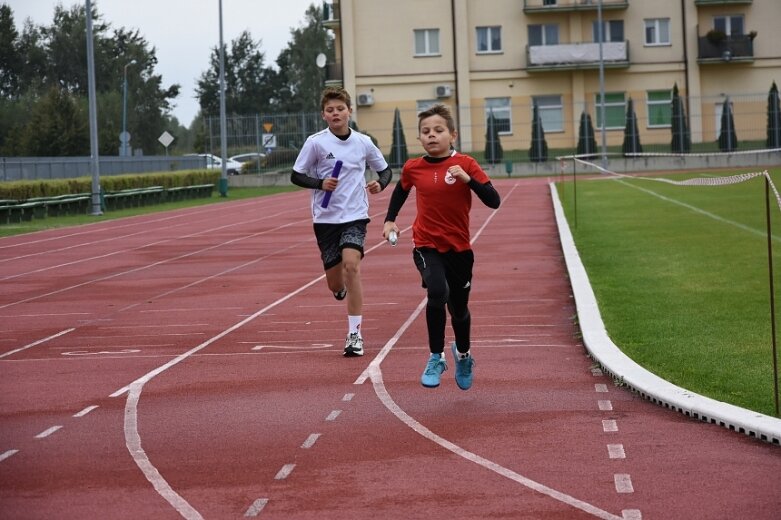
[550,182,781,446]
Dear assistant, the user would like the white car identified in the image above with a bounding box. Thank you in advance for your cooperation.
[187,153,243,175]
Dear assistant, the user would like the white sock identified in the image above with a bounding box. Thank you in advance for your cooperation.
[456,349,469,360]
[348,315,362,336]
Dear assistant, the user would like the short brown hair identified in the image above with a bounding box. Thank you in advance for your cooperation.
[418,104,456,132]
[320,86,352,111]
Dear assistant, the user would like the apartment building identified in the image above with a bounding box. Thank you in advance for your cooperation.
[323,0,781,155]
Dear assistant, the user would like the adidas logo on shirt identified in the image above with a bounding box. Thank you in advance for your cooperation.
[325,152,335,159]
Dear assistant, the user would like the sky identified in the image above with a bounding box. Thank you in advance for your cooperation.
[5,0,319,125]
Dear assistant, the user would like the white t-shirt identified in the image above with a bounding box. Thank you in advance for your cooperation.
[293,128,388,224]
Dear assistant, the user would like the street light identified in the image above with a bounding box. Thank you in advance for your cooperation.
[121,59,137,156]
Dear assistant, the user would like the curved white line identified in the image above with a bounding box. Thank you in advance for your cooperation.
[360,183,622,519]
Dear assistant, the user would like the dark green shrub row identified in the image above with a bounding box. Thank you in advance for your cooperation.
[0,169,220,200]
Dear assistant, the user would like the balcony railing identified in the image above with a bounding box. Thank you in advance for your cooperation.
[694,0,752,6]
[523,0,628,14]
[526,40,630,70]
[697,33,754,62]
[323,1,340,28]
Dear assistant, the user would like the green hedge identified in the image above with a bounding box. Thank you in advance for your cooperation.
[0,169,220,200]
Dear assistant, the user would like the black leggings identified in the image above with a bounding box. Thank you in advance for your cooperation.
[413,248,474,355]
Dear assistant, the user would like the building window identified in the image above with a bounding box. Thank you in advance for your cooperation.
[532,95,563,132]
[644,19,670,46]
[528,24,559,46]
[416,100,440,114]
[414,28,440,56]
[543,0,557,5]
[476,26,502,53]
[714,15,744,36]
[595,92,626,130]
[647,90,672,128]
[592,20,624,43]
[485,98,512,134]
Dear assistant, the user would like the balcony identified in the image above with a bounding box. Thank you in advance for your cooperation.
[324,62,343,86]
[697,33,754,63]
[695,0,752,6]
[523,0,628,14]
[526,40,630,71]
[323,1,340,29]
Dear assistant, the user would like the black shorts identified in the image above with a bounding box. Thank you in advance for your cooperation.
[314,219,369,270]
[412,247,474,292]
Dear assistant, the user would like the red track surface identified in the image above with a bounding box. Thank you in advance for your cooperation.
[1,178,779,519]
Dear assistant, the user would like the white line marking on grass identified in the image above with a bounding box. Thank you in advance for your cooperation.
[274,464,295,480]
[614,474,634,493]
[35,426,62,439]
[0,328,75,359]
[325,410,341,421]
[598,400,613,411]
[73,405,99,417]
[244,498,269,517]
[0,449,19,462]
[602,420,619,432]
[607,444,626,459]
[616,179,775,240]
[301,433,321,449]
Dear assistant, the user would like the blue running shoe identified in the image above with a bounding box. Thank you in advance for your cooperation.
[451,342,474,390]
[420,353,447,388]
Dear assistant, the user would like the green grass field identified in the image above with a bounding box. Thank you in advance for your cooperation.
[557,166,781,417]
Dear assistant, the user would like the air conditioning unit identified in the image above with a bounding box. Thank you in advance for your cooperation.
[357,93,374,106]
[436,85,452,98]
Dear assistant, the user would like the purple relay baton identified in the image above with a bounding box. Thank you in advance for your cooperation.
[320,160,343,208]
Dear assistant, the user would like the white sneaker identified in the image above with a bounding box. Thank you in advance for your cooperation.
[343,332,364,357]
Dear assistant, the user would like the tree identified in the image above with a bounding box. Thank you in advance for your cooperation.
[767,82,781,149]
[0,4,22,97]
[622,97,642,156]
[529,103,548,162]
[16,87,89,156]
[389,108,408,168]
[273,4,334,113]
[195,30,277,117]
[670,83,690,153]
[577,111,597,159]
[0,3,180,156]
[484,110,503,164]
[718,96,738,152]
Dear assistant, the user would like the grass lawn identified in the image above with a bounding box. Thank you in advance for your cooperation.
[0,186,296,238]
[556,166,781,416]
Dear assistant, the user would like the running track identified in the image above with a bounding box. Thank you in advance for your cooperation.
[1,177,779,519]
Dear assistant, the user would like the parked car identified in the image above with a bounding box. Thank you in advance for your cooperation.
[185,153,243,175]
[229,152,266,164]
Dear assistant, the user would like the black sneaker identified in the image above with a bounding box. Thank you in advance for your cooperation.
[333,287,347,300]
[343,332,364,357]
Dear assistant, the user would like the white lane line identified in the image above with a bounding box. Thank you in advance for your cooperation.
[125,382,204,520]
[35,425,62,439]
[244,498,269,517]
[368,364,622,520]
[325,410,341,421]
[274,464,296,480]
[602,420,619,432]
[301,433,321,449]
[622,509,642,519]
[0,328,75,359]
[342,393,354,401]
[595,384,609,393]
[598,400,613,411]
[591,368,604,376]
[614,474,634,493]
[73,405,99,417]
[0,449,19,462]
[607,444,626,459]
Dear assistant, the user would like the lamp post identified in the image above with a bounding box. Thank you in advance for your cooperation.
[121,59,137,156]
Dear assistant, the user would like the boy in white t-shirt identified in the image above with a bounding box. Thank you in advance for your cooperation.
[291,87,392,357]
